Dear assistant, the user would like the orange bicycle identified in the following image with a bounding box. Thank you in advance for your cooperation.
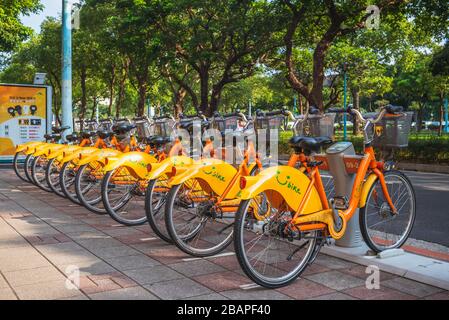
[233,105,416,288]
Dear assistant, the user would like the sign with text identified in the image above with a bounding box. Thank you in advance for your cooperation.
[0,84,52,162]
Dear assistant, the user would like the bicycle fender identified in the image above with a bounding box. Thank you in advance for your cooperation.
[47,145,82,160]
[60,147,99,164]
[34,144,65,157]
[24,142,51,155]
[78,148,121,166]
[16,141,42,153]
[169,161,238,198]
[146,156,195,181]
[239,166,323,215]
[102,152,158,178]
[358,173,378,208]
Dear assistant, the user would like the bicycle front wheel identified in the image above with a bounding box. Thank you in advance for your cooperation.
[31,156,52,192]
[360,170,416,253]
[233,193,319,288]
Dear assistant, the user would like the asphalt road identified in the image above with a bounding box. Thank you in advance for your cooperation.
[404,171,449,247]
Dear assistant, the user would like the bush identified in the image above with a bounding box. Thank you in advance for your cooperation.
[278,132,449,165]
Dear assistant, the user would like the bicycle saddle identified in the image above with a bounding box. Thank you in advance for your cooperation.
[146,136,172,146]
[112,123,136,134]
[66,133,80,143]
[97,130,113,139]
[52,126,71,134]
[289,136,333,154]
[81,131,95,139]
[44,133,62,141]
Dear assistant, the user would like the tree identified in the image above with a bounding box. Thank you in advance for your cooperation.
[0,0,42,53]
[430,42,449,135]
[160,0,282,116]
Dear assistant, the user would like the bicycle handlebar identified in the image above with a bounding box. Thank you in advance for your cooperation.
[327,104,403,124]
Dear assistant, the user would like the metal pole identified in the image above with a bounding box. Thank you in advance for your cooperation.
[293,95,297,115]
[248,99,252,117]
[147,97,150,117]
[343,69,348,141]
[61,0,73,139]
[445,97,448,133]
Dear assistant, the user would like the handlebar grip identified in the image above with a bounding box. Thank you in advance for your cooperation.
[309,106,320,115]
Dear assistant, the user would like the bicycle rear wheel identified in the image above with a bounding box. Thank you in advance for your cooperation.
[75,163,106,214]
[145,176,172,243]
[46,158,65,197]
[360,170,416,253]
[60,161,81,204]
[101,167,147,226]
[13,151,29,182]
[31,156,52,192]
[233,193,319,288]
[165,180,234,257]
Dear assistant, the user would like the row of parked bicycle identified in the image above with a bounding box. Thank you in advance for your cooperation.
[13,105,416,288]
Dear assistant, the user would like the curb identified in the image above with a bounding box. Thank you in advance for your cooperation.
[397,162,449,174]
[322,244,449,291]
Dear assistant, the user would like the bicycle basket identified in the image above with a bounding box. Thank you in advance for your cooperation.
[255,114,285,141]
[372,112,413,148]
[295,113,336,138]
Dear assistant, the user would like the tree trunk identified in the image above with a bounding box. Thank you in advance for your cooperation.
[439,91,444,136]
[79,67,87,122]
[116,60,129,119]
[199,66,210,115]
[91,97,97,120]
[137,81,147,117]
[174,87,187,117]
[351,87,360,135]
[108,66,116,117]
[417,103,424,132]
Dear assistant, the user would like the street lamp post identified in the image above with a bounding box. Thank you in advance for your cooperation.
[61,0,73,139]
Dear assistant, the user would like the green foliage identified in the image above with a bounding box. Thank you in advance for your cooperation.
[0,0,42,52]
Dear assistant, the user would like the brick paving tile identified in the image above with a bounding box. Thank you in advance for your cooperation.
[145,278,213,300]
[58,260,117,276]
[208,255,241,271]
[424,292,449,300]
[169,259,226,277]
[89,287,158,300]
[0,247,51,272]
[78,272,138,294]
[314,254,358,270]
[4,266,66,287]
[123,265,184,285]
[193,271,250,292]
[115,234,159,245]
[338,264,397,282]
[75,237,124,250]
[103,254,160,271]
[24,234,72,245]
[308,292,358,300]
[143,247,190,264]
[343,285,415,300]
[305,270,365,291]
[88,245,140,259]
[13,279,83,300]
[0,274,9,289]
[220,288,292,300]
[276,278,335,300]
[186,293,229,300]
[101,227,147,238]
[382,277,443,298]
[0,287,17,300]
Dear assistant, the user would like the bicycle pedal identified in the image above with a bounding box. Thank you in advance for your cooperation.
[330,196,348,210]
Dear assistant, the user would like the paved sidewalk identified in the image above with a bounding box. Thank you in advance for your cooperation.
[0,169,448,300]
